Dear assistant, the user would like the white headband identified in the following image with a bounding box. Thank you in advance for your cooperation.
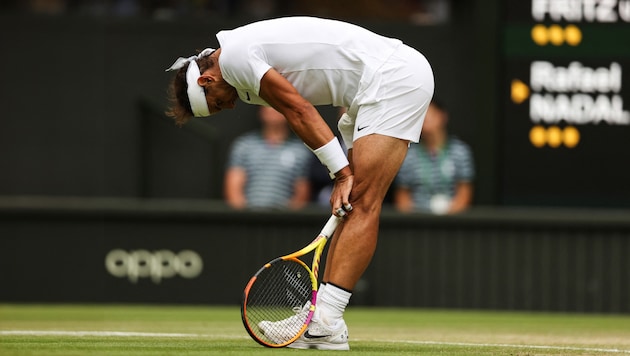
[165,48,215,117]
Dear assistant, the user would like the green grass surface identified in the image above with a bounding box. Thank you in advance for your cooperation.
[1,304,629,355]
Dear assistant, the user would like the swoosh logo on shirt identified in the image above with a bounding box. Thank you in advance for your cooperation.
[357,125,369,131]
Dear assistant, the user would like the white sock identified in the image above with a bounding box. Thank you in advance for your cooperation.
[316,283,351,326]
[312,283,326,312]
[317,283,327,299]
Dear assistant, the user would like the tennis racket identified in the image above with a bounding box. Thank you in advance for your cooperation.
[241,214,342,348]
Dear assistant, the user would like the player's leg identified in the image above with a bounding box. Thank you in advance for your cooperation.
[289,134,408,351]
[317,54,432,327]
[323,133,409,290]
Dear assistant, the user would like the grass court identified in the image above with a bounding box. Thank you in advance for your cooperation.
[1,304,629,355]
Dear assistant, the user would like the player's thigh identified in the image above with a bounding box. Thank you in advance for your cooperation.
[350,134,409,206]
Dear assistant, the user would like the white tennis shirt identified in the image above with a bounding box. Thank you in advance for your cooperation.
[216,17,402,108]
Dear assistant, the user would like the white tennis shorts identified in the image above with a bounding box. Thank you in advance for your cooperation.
[338,44,434,149]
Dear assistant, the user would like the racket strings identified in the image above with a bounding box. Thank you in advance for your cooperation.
[243,259,313,345]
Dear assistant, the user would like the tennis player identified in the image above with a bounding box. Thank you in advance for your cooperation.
[166,16,434,350]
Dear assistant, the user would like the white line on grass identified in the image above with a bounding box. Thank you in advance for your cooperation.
[1,331,628,354]
[0,330,228,338]
[366,339,630,354]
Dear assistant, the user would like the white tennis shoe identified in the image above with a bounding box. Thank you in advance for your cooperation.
[288,318,349,350]
[258,302,311,344]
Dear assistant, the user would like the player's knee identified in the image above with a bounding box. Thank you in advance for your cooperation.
[350,190,383,216]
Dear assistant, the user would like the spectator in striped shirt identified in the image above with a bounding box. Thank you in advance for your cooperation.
[394,99,475,214]
[223,106,312,210]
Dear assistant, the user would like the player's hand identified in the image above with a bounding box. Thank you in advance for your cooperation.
[330,167,354,217]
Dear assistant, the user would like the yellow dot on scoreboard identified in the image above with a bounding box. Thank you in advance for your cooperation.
[511,79,530,104]
[548,25,564,46]
[563,126,580,148]
[564,25,582,46]
[547,126,562,147]
[531,24,549,46]
[529,125,546,147]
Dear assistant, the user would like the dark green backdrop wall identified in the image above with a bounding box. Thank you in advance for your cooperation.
[0,2,493,203]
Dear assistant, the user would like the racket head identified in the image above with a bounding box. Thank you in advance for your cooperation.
[241,257,317,348]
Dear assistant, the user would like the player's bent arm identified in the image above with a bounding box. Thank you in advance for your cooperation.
[258,69,336,151]
[260,68,350,179]
[259,69,352,214]
[224,167,248,209]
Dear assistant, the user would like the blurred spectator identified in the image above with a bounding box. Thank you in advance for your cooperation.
[394,99,474,214]
[224,106,312,210]
[409,0,451,25]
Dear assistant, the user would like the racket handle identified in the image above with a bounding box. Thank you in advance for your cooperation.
[320,215,341,238]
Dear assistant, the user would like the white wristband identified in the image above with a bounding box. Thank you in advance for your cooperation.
[312,137,349,178]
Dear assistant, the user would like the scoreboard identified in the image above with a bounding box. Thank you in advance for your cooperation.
[501,0,630,207]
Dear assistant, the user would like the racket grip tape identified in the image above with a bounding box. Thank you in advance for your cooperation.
[320,215,341,238]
